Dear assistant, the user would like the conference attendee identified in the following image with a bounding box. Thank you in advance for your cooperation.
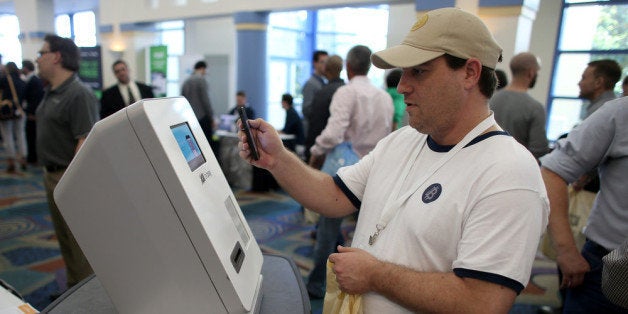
[21,60,45,165]
[304,55,345,163]
[306,45,393,299]
[100,59,154,119]
[577,59,621,120]
[301,50,328,134]
[386,69,405,130]
[567,59,621,211]
[490,52,549,159]
[540,96,628,313]
[181,60,215,145]
[237,8,547,313]
[302,54,345,231]
[36,34,99,291]
[228,90,255,119]
[279,93,304,152]
[0,62,26,173]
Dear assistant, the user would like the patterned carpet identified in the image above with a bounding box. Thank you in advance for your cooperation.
[0,148,344,311]
[0,146,561,313]
[0,165,63,311]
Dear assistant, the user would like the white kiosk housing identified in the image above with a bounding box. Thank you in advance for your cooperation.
[54,97,263,313]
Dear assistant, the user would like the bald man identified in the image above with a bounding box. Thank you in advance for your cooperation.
[490,52,549,159]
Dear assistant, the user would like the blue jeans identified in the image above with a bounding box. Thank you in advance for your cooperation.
[306,143,359,298]
[563,240,628,313]
[306,215,345,298]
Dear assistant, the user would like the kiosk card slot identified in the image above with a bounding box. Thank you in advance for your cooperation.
[231,241,245,273]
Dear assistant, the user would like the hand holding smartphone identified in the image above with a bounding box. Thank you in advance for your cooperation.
[237,106,260,160]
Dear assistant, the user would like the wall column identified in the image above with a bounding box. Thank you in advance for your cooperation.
[479,0,540,71]
[14,0,55,62]
[234,11,269,120]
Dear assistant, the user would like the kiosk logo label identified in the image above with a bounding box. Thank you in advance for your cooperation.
[200,170,213,183]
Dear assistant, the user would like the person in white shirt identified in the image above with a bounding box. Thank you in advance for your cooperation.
[237,8,548,313]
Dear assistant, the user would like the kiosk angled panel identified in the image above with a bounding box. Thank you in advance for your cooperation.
[54,97,262,313]
[126,98,263,310]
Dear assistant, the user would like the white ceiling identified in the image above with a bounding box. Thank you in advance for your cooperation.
[0,0,99,15]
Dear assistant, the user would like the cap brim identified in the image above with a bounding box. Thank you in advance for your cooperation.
[371,44,445,69]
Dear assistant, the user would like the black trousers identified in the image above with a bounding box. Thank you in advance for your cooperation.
[25,118,37,163]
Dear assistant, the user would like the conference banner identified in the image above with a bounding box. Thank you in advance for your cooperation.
[149,45,168,97]
[78,46,103,99]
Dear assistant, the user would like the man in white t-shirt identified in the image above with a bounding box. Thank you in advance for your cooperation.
[237,7,548,313]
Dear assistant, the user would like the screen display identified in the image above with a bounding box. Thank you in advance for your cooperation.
[171,122,206,171]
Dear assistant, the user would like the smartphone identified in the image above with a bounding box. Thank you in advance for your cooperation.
[237,106,260,160]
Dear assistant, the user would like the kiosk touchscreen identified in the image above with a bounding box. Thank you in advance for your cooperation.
[54,97,263,313]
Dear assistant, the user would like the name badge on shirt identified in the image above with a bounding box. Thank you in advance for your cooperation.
[422,183,442,204]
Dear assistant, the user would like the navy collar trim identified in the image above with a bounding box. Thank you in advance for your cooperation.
[427,131,509,152]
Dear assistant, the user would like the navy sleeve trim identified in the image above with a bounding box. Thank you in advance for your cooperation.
[333,175,361,209]
[453,268,524,294]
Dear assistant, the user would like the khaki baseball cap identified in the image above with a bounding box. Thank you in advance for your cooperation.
[372,7,502,70]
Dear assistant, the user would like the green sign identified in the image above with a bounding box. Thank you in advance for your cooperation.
[150,45,168,97]
[78,46,103,98]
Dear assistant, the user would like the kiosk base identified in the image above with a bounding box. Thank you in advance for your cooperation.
[43,254,309,314]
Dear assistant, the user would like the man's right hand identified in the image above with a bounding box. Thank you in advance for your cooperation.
[237,118,286,170]
[556,248,590,289]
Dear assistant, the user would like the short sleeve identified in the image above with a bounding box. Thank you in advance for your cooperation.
[69,88,98,139]
[453,188,549,293]
[540,103,616,183]
[336,147,376,203]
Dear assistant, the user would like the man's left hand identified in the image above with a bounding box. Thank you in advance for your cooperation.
[308,154,325,170]
[328,245,380,295]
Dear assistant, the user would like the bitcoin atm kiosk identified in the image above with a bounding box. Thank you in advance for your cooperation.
[54,97,263,313]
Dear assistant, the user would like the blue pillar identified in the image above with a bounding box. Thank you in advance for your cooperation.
[415,0,533,11]
[479,0,529,7]
[234,11,270,120]
[415,0,456,11]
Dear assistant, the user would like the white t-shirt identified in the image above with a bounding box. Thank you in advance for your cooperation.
[335,126,549,313]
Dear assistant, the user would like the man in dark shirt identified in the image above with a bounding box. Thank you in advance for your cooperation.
[280,93,304,152]
[228,90,255,119]
[36,34,99,291]
[181,61,214,140]
[21,60,45,164]
[304,55,344,164]
[100,59,154,119]
[301,50,328,135]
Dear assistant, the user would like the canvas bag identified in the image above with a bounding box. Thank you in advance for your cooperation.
[320,143,363,314]
[541,185,595,260]
[323,259,363,314]
[0,74,23,120]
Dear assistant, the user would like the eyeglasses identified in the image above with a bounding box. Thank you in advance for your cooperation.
[37,50,54,58]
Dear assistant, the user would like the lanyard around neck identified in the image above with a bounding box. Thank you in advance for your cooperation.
[368,114,496,246]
